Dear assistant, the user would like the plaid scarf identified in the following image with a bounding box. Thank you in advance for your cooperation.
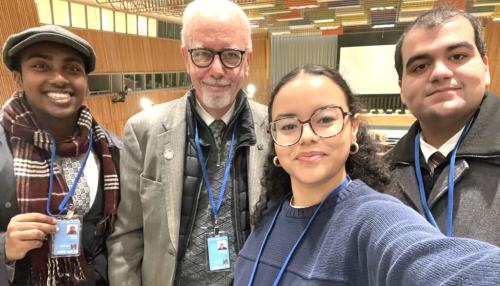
[0,92,120,285]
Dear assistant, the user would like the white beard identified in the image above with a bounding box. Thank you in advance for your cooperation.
[199,89,233,110]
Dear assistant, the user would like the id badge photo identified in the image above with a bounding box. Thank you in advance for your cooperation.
[206,231,231,272]
[50,216,82,257]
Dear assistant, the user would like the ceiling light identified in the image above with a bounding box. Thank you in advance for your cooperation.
[276,17,303,21]
[260,9,290,16]
[272,31,291,35]
[313,18,335,23]
[290,24,316,29]
[240,3,275,10]
[370,6,395,11]
[372,24,395,29]
[319,25,340,30]
[289,4,319,10]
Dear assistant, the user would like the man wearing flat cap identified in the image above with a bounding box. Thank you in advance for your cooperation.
[0,25,121,285]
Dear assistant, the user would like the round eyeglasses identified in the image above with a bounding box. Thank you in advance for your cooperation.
[270,105,353,147]
[188,48,246,69]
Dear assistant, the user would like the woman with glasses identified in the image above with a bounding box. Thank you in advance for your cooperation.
[234,65,500,285]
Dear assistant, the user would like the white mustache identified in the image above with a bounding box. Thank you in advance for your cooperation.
[203,78,231,86]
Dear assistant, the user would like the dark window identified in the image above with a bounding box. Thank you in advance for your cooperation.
[157,20,167,38]
[124,74,135,91]
[89,74,111,95]
[146,74,153,89]
[155,73,163,88]
[135,74,145,90]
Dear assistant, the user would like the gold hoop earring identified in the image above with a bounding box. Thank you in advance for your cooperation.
[273,156,281,167]
[350,142,359,155]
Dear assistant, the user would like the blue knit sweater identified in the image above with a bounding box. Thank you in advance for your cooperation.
[235,180,500,285]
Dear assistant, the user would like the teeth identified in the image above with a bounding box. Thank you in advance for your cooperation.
[47,92,70,99]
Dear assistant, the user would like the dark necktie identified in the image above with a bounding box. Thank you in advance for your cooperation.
[209,120,226,149]
[429,151,446,170]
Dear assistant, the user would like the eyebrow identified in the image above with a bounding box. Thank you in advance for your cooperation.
[191,45,244,51]
[24,53,85,65]
[274,113,297,121]
[24,53,51,61]
[405,41,475,71]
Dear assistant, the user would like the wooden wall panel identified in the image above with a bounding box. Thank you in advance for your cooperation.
[71,29,186,73]
[0,0,39,104]
[84,88,188,137]
[246,32,270,105]
[485,20,500,96]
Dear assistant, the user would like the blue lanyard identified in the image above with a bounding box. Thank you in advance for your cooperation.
[413,120,472,236]
[247,177,351,286]
[194,122,236,223]
[47,129,93,216]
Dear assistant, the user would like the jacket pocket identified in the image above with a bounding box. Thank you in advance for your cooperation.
[138,175,176,284]
[139,174,167,225]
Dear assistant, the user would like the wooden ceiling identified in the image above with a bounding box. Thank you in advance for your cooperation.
[93,0,500,34]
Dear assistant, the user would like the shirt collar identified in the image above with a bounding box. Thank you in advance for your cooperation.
[420,126,464,163]
[194,98,236,126]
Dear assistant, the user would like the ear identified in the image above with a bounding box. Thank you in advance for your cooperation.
[244,50,253,77]
[181,47,191,74]
[482,55,491,86]
[398,80,407,105]
[351,113,361,141]
[12,71,23,90]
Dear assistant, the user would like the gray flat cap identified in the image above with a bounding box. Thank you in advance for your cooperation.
[2,24,95,73]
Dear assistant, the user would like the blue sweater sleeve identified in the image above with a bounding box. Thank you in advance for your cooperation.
[349,192,500,286]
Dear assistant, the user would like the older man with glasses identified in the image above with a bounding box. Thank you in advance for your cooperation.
[107,0,271,285]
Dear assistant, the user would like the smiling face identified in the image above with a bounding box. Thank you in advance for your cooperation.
[271,73,360,196]
[399,15,490,126]
[14,42,88,129]
[181,12,251,118]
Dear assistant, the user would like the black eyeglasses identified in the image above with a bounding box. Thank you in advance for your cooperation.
[188,48,246,69]
[270,105,353,147]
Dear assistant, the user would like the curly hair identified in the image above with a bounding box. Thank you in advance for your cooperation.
[251,64,394,227]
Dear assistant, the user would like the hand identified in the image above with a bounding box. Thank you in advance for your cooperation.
[5,213,56,261]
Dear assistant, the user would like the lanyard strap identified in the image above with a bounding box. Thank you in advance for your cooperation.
[247,177,351,286]
[47,129,93,216]
[194,122,236,223]
[413,120,473,236]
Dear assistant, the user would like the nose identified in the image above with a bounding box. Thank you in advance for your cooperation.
[429,60,453,83]
[49,69,71,86]
[298,123,319,144]
[209,54,225,77]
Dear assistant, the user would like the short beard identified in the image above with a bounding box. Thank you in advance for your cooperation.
[200,89,233,110]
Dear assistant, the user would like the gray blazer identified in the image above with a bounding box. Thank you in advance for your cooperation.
[107,93,271,286]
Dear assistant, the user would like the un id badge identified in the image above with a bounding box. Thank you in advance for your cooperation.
[50,215,82,257]
[206,231,231,271]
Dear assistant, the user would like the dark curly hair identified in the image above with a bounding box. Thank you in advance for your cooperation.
[251,64,394,226]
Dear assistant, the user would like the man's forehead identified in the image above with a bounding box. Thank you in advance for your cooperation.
[402,16,475,56]
[20,42,86,62]
[407,16,474,42]
[188,15,247,43]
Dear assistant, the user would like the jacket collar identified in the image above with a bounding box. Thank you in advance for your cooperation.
[391,92,500,165]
